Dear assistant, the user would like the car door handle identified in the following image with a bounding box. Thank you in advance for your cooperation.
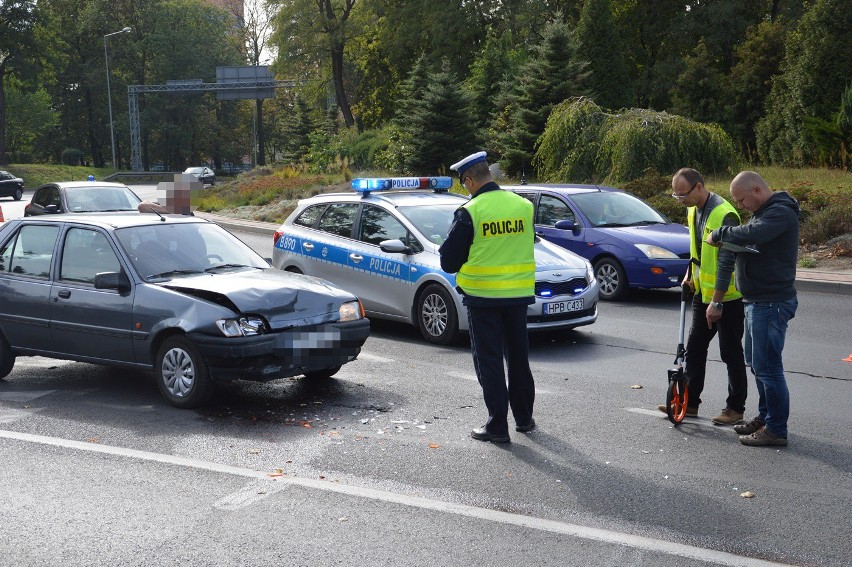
[57,290,71,299]
[302,242,314,251]
[349,253,363,263]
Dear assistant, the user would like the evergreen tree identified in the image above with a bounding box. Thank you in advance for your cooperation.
[756,0,852,165]
[670,39,724,125]
[464,28,518,141]
[280,94,315,163]
[491,16,589,177]
[402,61,473,174]
[723,21,786,158]
[576,0,633,110]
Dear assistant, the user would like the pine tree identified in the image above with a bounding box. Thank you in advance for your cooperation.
[576,0,633,110]
[491,17,589,177]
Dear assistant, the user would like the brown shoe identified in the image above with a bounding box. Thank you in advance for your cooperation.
[734,417,765,435]
[739,426,787,447]
[657,404,698,417]
[711,408,744,426]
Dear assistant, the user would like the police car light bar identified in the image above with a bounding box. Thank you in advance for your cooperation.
[351,176,453,193]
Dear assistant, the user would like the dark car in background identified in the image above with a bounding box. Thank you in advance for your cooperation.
[0,170,25,201]
[24,181,143,216]
[0,214,370,408]
[506,183,690,300]
[183,166,216,185]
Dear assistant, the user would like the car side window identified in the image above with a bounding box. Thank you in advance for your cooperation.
[60,228,122,285]
[317,203,357,238]
[5,225,59,278]
[294,204,326,228]
[537,194,574,226]
[34,187,60,208]
[359,205,422,251]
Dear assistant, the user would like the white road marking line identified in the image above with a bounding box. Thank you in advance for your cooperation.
[0,390,57,403]
[356,352,394,363]
[0,429,788,567]
[446,372,554,394]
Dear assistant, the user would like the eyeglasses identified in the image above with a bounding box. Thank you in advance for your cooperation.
[671,182,698,199]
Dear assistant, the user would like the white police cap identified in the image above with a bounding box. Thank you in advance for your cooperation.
[450,151,488,175]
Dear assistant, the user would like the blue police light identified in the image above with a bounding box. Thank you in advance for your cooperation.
[540,289,553,298]
[351,176,453,194]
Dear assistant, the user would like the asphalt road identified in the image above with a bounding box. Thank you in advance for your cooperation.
[1,184,850,566]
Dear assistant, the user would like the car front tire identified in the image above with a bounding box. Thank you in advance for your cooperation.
[0,333,15,379]
[303,365,341,379]
[155,336,213,408]
[594,257,629,301]
[416,284,461,345]
[13,187,23,201]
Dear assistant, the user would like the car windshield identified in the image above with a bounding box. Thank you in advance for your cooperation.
[570,191,668,227]
[115,222,268,280]
[396,203,459,244]
[65,186,142,213]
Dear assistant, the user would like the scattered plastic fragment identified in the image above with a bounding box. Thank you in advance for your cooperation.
[428,443,440,449]
[630,384,643,389]
[740,491,755,498]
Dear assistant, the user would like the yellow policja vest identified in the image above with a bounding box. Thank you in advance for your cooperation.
[688,200,742,303]
[456,189,536,298]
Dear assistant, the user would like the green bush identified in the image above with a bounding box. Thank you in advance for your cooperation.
[800,200,852,244]
[61,148,82,166]
[8,151,32,164]
[346,128,390,169]
[535,98,738,183]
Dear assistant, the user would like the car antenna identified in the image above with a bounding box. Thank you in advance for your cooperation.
[520,159,527,185]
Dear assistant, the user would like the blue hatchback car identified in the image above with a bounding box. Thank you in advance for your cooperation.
[505,184,690,300]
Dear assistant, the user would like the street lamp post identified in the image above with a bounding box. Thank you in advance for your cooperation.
[104,27,131,173]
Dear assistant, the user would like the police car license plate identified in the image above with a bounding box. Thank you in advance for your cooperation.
[542,299,584,315]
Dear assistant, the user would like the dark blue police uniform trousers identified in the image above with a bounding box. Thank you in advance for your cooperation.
[466,303,535,434]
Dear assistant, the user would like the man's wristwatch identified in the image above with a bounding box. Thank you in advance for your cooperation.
[711,302,724,311]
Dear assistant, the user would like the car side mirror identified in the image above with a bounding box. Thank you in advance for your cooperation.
[44,204,61,214]
[94,271,131,292]
[554,219,577,231]
[379,239,412,254]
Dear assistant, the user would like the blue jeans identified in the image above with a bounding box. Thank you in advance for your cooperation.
[743,298,797,438]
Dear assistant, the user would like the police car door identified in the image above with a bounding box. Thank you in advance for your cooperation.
[346,204,413,317]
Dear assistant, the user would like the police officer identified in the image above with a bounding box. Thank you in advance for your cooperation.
[439,151,536,443]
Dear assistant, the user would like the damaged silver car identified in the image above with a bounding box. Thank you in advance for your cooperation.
[0,213,370,408]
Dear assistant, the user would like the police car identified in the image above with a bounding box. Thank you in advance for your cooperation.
[272,177,599,345]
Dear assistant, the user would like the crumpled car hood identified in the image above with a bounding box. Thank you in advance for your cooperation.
[162,269,356,329]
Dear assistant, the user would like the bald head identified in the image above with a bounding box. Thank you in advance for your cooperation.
[730,171,772,213]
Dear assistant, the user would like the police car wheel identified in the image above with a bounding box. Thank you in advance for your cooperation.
[417,284,460,345]
[155,336,213,409]
[303,366,342,379]
[594,257,629,301]
[13,187,23,201]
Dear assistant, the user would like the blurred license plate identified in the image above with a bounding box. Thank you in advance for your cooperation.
[543,299,584,315]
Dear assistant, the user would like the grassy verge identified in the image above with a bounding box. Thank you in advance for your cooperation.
[4,164,114,187]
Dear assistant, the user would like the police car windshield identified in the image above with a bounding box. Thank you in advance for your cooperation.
[397,204,458,245]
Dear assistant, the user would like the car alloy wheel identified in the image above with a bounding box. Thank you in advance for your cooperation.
[594,257,629,301]
[417,283,460,345]
[155,336,212,408]
[13,188,23,201]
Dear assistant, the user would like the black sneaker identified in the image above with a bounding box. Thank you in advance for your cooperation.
[734,417,765,435]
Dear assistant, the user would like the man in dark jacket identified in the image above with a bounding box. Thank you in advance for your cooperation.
[707,171,799,447]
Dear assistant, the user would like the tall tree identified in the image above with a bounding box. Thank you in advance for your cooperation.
[491,16,589,176]
[756,0,852,165]
[670,39,725,125]
[0,0,40,165]
[270,0,357,128]
[464,28,519,142]
[577,0,633,110]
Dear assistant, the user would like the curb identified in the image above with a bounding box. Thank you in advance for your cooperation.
[196,212,852,296]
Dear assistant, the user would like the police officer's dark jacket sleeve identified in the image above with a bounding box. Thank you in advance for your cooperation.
[439,208,473,273]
